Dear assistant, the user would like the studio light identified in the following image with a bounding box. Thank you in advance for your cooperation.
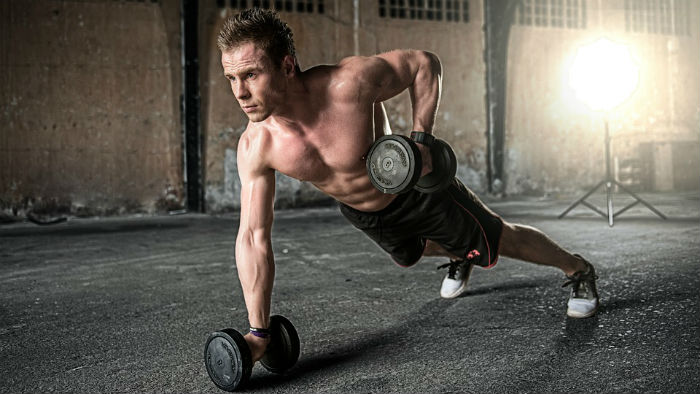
[568,38,639,112]
[559,38,666,226]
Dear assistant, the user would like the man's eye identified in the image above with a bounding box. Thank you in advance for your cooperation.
[246,73,255,79]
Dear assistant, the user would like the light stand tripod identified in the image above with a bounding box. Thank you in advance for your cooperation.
[558,117,667,226]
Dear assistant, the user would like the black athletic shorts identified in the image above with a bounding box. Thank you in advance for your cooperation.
[340,178,503,268]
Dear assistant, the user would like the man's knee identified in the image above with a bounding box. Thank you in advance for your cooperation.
[422,239,461,259]
[389,241,425,268]
[392,256,420,268]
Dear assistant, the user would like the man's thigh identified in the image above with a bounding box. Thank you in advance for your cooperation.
[418,178,504,267]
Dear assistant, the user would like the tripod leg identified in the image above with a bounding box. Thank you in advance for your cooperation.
[613,181,668,220]
[559,180,606,219]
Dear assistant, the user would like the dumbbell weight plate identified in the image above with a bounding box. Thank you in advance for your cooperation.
[260,315,300,373]
[204,328,252,392]
[366,135,422,194]
[414,139,457,193]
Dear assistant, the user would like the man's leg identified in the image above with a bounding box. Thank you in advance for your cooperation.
[497,221,587,275]
[497,221,599,318]
[424,222,599,317]
[423,223,587,274]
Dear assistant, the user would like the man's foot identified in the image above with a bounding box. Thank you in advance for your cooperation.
[562,255,599,318]
[438,258,474,299]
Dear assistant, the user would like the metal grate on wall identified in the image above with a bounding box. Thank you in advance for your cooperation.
[378,0,470,23]
[52,0,161,3]
[515,0,587,29]
[217,0,325,14]
[624,0,691,36]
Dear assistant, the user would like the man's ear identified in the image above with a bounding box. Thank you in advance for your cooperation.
[281,55,296,77]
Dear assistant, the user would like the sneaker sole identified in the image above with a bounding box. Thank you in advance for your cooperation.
[440,282,468,299]
[566,305,599,318]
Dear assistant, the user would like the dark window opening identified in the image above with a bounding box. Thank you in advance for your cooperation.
[379,0,469,23]
[226,0,325,14]
[516,0,587,30]
[625,0,690,36]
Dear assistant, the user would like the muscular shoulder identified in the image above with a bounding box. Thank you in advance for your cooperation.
[337,54,388,72]
[336,55,391,88]
[237,122,273,177]
[297,56,383,104]
[322,51,417,101]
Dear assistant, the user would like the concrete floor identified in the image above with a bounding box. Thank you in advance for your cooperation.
[1,191,699,393]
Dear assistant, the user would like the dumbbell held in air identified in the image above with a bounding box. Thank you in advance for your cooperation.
[366,131,457,194]
[204,315,300,391]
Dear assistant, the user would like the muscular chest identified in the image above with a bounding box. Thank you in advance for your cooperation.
[271,109,374,182]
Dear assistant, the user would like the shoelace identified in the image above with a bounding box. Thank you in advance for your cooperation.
[562,266,598,297]
[437,259,464,279]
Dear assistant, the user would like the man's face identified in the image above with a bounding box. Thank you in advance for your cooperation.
[221,42,287,122]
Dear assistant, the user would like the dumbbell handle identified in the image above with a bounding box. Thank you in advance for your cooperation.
[410,131,435,146]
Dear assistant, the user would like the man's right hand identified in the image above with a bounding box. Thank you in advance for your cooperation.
[244,332,271,362]
[415,142,434,177]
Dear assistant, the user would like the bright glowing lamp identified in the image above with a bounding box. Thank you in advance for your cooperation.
[560,38,666,226]
[569,38,639,112]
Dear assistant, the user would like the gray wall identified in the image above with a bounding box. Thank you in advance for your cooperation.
[2,0,698,218]
[1,0,183,216]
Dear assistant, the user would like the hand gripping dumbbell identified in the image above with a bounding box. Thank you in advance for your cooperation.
[204,315,300,391]
[366,131,457,194]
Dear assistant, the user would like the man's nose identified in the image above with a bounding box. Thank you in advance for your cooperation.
[234,83,251,100]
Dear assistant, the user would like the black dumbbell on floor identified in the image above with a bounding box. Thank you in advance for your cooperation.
[204,315,300,391]
[366,131,457,194]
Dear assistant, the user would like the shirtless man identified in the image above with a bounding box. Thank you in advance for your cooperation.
[218,9,599,363]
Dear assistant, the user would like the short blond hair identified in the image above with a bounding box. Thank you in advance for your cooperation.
[218,8,297,69]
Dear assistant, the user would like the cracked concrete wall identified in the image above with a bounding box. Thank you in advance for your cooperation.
[203,1,488,212]
[0,0,184,217]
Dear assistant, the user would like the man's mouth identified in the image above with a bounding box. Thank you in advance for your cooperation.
[242,105,257,113]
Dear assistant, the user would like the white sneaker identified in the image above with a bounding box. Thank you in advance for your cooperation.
[563,255,599,318]
[438,259,474,299]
